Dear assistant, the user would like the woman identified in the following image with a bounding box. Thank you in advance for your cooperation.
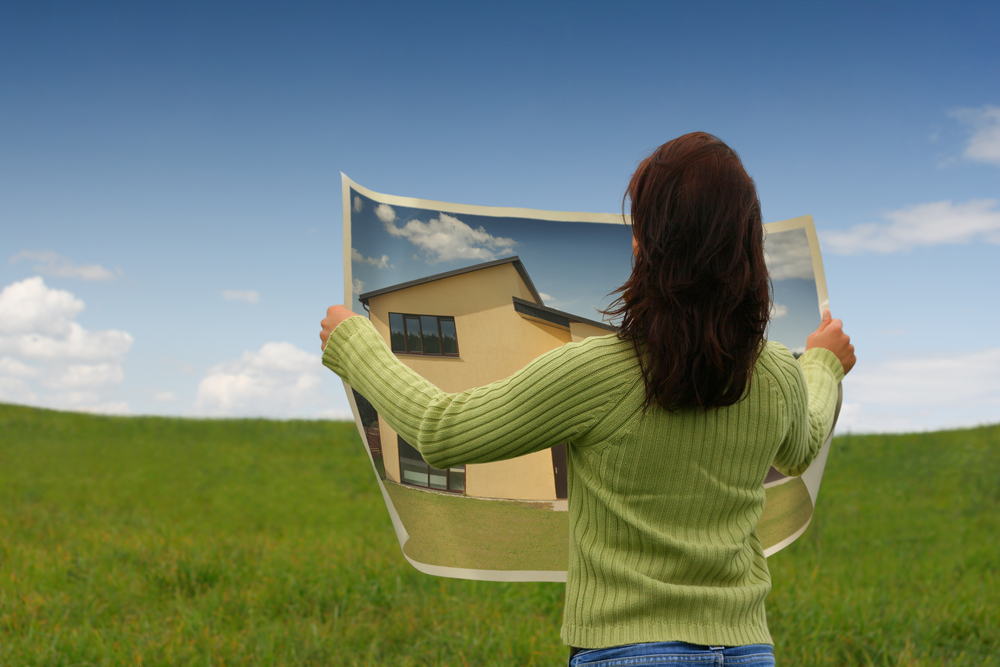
[320,132,855,666]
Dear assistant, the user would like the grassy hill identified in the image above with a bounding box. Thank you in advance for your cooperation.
[0,403,997,666]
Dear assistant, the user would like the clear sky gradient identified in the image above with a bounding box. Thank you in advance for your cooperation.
[2,1,998,431]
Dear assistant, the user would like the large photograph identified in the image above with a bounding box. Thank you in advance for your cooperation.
[341,174,841,581]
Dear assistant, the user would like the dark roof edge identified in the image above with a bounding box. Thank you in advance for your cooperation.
[511,296,618,333]
[358,255,543,305]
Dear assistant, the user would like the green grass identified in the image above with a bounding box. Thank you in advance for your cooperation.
[384,482,568,571]
[384,468,809,573]
[1,403,998,665]
[757,477,813,550]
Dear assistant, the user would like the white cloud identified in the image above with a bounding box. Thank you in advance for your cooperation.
[384,212,518,265]
[837,347,1000,433]
[764,229,814,280]
[222,290,259,304]
[822,199,1000,254]
[351,248,391,269]
[951,105,1000,166]
[0,276,84,337]
[0,356,39,378]
[153,391,178,403]
[352,278,365,295]
[317,406,354,420]
[0,277,132,413]
[193,341,328,418]
[41,363,123,390]
[10,250,118,281]
[535,292,578,310]
[353,196,364,213]
[375,203,397,224]
[770,302,788,319]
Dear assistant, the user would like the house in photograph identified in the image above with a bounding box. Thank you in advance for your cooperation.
[356,256,616,502]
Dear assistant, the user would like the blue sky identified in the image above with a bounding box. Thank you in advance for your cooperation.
[1,1,998,431]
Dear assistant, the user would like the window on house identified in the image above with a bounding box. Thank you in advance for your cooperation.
[397,436,465,493]
[388,313,459,356]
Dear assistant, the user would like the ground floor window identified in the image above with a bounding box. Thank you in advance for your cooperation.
[398,436,465,493]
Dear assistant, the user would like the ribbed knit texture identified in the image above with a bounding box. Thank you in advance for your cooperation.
[323,316,844,648]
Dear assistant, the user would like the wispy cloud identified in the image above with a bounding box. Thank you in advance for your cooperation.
[536,292,578,310]
[838,347,1000,433]
[384,211,518,265]
[10,251,118,281]
[770,302,788,319]
[950,105,1000,166]
[822,199,1000,254]
[352,278,365,295]
[353,196,364,213]
[351,248,391,269]
[222,290,260,304]
[764,229,814,280]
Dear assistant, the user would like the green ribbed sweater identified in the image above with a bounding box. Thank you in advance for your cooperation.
[322,316,844,648]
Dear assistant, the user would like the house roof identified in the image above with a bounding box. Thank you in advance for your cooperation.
[357,256,543,305]
[357,255,618,333]
[511,297,617,333]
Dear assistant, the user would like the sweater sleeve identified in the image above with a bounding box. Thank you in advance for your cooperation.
[772,346,844,477]
[322,316,638,470]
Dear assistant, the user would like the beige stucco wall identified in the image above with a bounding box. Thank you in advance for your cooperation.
[570,320,616,343]
[367,262,583,501]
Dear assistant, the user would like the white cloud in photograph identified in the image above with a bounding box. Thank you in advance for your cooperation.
[353,195,364,213]
[0,276,132,413]
[351,247,391,269]
[153,391,178,403]
[222,290,260,304]
[822,199,1000,254]
[352,278,365,295]
[770,302,788,319]
[950,105,1000,166]
[9,250,118,281]
[838,347,1000,433]
[375,203,397,224]
[384,212,518,264]
[536,292,579,311]
[764,230,814,280]
[193,341,327,418]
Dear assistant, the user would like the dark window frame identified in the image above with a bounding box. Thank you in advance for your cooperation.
[397,436,465,494]
[389,312,460,357]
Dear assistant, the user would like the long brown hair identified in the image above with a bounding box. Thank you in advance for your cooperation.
[604,132,771,411]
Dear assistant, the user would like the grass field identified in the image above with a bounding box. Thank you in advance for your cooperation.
[1,402,997,666]
[384,483,568,572]
[384,464,811,573]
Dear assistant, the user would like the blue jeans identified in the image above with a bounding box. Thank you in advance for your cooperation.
[568,642,775,666]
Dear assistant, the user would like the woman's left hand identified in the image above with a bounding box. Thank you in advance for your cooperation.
[320,305,360,350]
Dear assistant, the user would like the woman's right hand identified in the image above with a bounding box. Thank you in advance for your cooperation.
[805,310,856,375]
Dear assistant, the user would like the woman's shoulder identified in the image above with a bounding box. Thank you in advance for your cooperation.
[523,333,641,388]
[756,340,805,388]
[563,332,639,361]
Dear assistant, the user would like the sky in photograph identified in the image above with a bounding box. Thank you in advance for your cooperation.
[349,189,820,356]
[2,1,998,432]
